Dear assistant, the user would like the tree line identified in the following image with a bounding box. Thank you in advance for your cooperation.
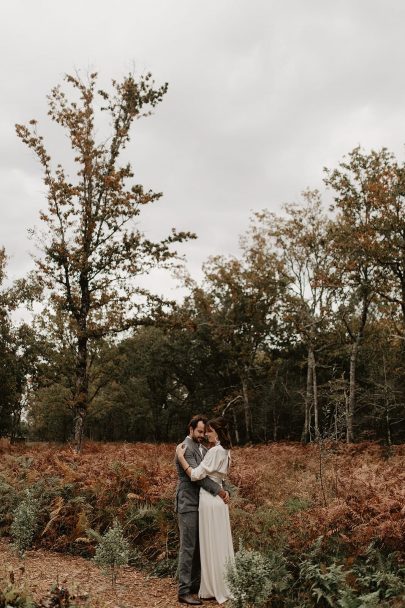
[0,71,404,447]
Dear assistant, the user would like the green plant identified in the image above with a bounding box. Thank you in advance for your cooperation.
[225,542,290,608]
[125,503,160,533]
[297,539,405,608]
[10,490,40,557]
[0,585,36,608]
[284,496,311,514]
[0,575,86,608]
[230,503,287,553]
[0,572,36,608]
[127,546,148,569]
[300,558,355,607]
[353,546,405,603]
[123,503,163,558]
[264,547,292,595]
[152,557,178,578]
[92,519,129,586]
[0,477,18,531]
[46,584,71,608]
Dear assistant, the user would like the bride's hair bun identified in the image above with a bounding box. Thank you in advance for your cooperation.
[207,416,232,449]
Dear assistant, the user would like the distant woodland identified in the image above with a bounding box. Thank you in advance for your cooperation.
[1,72,405,447]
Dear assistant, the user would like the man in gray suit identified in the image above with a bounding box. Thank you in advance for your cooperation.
[175,415,229,605]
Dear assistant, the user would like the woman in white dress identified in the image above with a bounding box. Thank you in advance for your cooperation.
[176,417,234,604]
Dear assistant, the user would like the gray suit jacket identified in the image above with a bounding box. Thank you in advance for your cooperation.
[175,436,222,513]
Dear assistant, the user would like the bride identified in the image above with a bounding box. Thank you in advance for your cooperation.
[176,416,234,604]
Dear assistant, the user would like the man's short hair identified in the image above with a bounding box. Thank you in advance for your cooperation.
[188,414,207,432]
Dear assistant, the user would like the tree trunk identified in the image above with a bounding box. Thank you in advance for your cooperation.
[347,339,359,443]
[272,406,279,442]
[383,354,392,447]
[10,407,22,443]
[241,376,252,442]
[346,290,370,443]
[334,398,338,442]
[74,410,85,452]
[74,333,89,452]
[270,369,279,442]
[401,280,405,334]
[399,281,405,409]
[310,348,319,440]
[385,407,392,447]
[301,349,313,443]
[232,409,240,445]
[344,382,350,442]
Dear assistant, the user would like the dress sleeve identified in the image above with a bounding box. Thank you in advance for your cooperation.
[190,448,226,481]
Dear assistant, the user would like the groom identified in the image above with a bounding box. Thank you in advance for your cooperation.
[175,415,229,605]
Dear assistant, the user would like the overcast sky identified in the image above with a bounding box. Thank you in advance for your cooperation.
[2,0,405,300]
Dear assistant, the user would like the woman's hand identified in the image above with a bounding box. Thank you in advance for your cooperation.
[176,443,191,477]
[176,443,186,458]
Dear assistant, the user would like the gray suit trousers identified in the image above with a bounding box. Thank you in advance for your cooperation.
[178,511,200,595]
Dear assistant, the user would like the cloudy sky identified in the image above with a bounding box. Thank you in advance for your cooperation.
[2,0,405,299]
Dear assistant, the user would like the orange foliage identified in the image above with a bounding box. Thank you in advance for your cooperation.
[221,442,404,553]
[0,441,403,558]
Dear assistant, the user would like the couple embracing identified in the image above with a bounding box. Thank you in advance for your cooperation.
[175,415,234,605]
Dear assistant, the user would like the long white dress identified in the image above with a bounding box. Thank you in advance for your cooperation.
[190,444,234,604]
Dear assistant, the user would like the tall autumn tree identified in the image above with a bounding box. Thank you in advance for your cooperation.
[366,155,405,334]
[324,147,389,442]
[16,72,194,450]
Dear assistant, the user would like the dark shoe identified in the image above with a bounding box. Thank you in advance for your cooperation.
[178,594,203,605]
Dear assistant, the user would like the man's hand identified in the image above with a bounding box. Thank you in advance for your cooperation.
[218,489,230,504]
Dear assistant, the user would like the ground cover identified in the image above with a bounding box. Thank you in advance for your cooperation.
[0,440,404,606]
[0,537,188,608]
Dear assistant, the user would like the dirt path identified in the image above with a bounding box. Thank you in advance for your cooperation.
[0,539,218,608]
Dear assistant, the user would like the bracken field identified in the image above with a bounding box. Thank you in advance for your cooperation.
[0,440,404,607]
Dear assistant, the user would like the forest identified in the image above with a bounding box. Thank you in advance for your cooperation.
[0,69,404,608]
[0,72,405,449]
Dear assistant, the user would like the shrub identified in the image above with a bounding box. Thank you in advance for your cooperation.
[92,519,129,586]
[10,490,40,557]
[0,477,18,531]
[225,542,290,608]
